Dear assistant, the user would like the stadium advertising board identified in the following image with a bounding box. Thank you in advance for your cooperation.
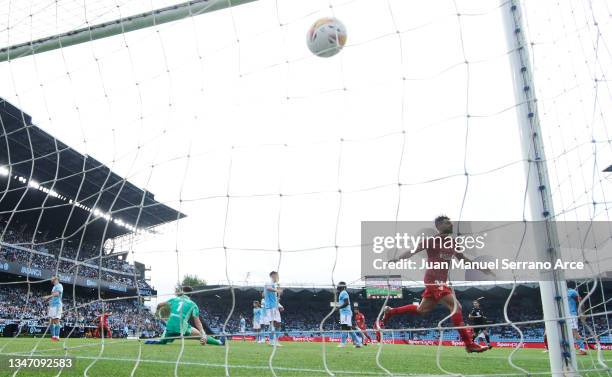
[229,335,557,349]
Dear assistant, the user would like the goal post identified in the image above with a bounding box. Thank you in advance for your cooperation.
[500,0,577,375]
[0,0,258,63]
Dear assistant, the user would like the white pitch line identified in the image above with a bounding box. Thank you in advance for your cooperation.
[0,352,415,376]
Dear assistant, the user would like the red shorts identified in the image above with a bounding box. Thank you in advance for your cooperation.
[422,284,452,301]
[356,324,366,331]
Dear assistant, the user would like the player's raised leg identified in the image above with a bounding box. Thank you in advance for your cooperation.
[382,295,438,322]
[378,295,436,343]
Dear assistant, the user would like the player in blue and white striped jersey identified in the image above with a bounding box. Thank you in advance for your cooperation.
[567,288,587,355]
[44,276,63,342]
[253,300,264,343]
[264,271,283,346]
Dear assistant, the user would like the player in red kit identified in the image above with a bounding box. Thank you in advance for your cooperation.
[375,319,384,343]
[94,311,113,339]
[380,215,491,353]
[354,308,372,344]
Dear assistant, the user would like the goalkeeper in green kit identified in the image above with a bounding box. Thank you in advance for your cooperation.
[145,286,224,346]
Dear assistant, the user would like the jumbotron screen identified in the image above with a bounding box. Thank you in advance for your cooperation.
[364,275,403,299]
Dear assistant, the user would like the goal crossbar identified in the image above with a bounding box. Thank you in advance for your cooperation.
[0,0,258,63]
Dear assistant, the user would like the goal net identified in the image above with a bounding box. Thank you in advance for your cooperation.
[0,0,611,376]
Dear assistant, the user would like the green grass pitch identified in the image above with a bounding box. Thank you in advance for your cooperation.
[0,338,610,376]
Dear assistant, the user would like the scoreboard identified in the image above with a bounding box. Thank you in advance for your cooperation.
[365,275,403,299]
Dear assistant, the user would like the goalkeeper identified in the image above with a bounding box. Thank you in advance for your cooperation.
[145,286,223,346]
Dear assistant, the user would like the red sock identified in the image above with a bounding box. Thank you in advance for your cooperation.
[451,311,473,346]
[543,333,548,349]
[385,304,418,320]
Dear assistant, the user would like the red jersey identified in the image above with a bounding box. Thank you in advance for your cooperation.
[99,313,109,326]
[422,235,457,286]
[354,312,366,329]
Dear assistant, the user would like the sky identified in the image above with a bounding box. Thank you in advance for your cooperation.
[0,0,611,303]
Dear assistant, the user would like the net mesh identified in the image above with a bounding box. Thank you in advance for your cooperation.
[0,0,611,376]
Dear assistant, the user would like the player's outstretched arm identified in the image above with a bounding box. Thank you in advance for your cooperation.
[266,285,282,294]
[193,316,207,345]
[44,291,59,301]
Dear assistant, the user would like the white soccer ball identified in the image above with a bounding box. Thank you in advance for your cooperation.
[306,18,347,58]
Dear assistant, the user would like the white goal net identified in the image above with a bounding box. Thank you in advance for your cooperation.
[0,0,611,376]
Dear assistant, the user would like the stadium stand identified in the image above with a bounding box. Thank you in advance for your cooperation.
[0,99,184,338]
[0,284,162,338]
[1,279,610,343]
[189,284,612,344]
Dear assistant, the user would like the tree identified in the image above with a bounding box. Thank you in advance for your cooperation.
[180,274,207,288]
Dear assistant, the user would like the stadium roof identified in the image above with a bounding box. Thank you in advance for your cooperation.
[0,98,186,242]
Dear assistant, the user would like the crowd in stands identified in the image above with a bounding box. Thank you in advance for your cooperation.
[0,219,151,289]
[193,288,612,343]
[198,297,547,341]
[0,285,162,337]
[1,283,611,343]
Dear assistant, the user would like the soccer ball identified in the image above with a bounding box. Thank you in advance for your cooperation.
[306,17,347,58]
